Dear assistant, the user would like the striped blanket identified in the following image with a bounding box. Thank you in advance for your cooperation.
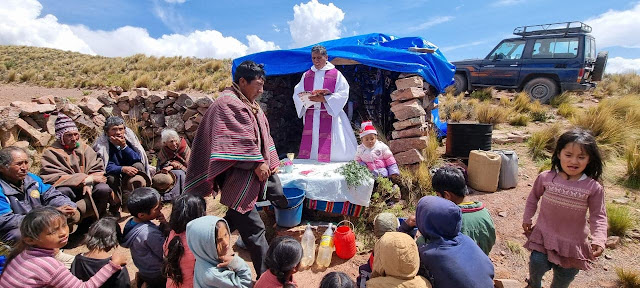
[184,88,279,213]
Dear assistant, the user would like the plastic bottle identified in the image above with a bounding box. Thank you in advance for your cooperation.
[300,223,316,268]
[315,223,335,268]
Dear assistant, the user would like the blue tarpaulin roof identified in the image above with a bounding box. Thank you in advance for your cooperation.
[232,33,455,93]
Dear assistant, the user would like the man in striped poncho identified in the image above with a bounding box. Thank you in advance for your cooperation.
[184,61,279,277]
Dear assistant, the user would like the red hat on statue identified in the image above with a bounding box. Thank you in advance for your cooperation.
[359,121,377,138]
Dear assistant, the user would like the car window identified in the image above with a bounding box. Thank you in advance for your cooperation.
[532,37,579,59]
[489,40,526,60]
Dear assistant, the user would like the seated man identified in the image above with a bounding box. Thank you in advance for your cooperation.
[93,116,150,214]
[40,113,111,220]
[0,146,80,243]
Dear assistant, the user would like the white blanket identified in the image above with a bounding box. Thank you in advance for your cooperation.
[278,159,374,207]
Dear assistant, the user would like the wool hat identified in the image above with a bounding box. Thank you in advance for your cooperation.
[359,121,377,138]
[55,113,78,140]
[373,212,400,238]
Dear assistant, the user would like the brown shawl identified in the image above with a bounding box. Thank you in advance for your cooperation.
[40,141,106,187]
[184,88,279,213]
[158,137,191,171]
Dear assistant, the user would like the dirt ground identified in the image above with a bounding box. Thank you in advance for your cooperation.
[3,84,639,287]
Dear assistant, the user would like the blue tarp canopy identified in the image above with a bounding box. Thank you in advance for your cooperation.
[232,33,455,93]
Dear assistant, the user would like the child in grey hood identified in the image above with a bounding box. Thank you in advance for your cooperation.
[187,215,252,288]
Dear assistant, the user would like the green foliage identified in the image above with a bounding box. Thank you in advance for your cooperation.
[537,158,552,173]
[338,161,373,189]
[607,204,633,237]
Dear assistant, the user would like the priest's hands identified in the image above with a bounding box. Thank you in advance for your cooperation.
[255,163,270,182]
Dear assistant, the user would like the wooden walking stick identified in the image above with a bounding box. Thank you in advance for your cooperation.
[83,184,100,220]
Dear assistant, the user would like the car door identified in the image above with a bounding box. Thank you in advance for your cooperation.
[476,40,526,87]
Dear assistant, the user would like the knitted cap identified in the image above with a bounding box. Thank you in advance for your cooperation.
[373,212,399,238]
[55,113,78,140]
[360,121,377,138]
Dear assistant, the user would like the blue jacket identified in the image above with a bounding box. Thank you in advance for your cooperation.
[105,141,142,176]
[0,173,76,237]
[416,196,494,288]
[121,219,165,279]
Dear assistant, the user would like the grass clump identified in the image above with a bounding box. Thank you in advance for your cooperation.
[439,93,475,122]
[571,104,628,159]
[537,158,552,173]
[550,92,575,108]
[398,162,433,206]
[513,92,532,113]
[616,267,640,288]
[527,124,562,161]
[557,102,577,118]
[528,101,549,122]
[607,204,633,237]
[470,87,494,101]
[475,102,508,125]
[134,73,152,88]
[422,131,441,168]
[625,142,640,188]
[509,113,530,126]
[505,240,524,255]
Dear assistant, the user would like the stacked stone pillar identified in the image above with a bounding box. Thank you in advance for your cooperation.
[388,75,433,165]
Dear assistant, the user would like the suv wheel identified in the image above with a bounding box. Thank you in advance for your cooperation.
[523,77,558,104]
[453,74,468,95]
[592,51,608,81]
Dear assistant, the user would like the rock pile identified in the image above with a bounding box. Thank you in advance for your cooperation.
[0,87,214,158]
[388,75,436,165]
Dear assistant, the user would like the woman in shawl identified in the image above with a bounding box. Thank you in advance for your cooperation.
[186,215,252,288]
[153,128,191,202]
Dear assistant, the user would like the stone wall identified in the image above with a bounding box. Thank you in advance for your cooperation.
[0,87,213,160]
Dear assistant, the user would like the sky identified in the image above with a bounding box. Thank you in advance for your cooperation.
[1,0,640,73]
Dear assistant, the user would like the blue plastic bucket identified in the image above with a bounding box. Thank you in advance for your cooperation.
[274,188,305,228]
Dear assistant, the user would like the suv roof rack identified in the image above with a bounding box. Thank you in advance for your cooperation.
[513,21,591,37]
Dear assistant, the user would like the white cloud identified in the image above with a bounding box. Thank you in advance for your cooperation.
[272,24,281,33]
[153,2,189,34]
[288,0,345,48]
[0,0,94,54]
[164,0,186,3]
[586,3,640,49]
[606,57,640,74]
[492,0,525,6]
[407,16,454,32]
[0,0,279,59]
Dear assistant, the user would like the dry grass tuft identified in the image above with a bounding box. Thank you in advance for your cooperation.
[625,142,640,188]
[475,102,509,125]
[527,124,562,161]
[616,267,640,288]
[439,93,475,122]
[470,87,495,101]
[398,162,434,207]
[422,131,441,168]
[571,104,628,159]
[607,204,634,237]
[528,101,549,122]
[513,92,532,113]
[550,92,575,108]
[509,113,530,126]
[557,102,577,118]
